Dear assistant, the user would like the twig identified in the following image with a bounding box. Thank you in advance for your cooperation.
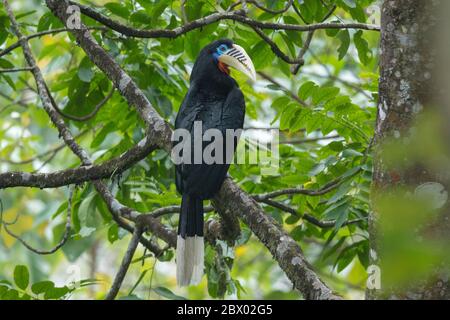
[252,27,306,65]
[291,4,337,74]
[48,86,115,122]
[2,185,74,255]
[257,71,309,106]
[281,134,341,145]
[0,67,34,73]
[259,198,364,228]
[0,26,106,58]
[0,129,90,165]
[247,0,293,15]
[105,224,142,300]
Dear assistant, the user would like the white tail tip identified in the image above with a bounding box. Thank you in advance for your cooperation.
[176,235,204,286]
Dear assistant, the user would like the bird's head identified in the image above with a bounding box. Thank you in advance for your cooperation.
[191,39,256,86]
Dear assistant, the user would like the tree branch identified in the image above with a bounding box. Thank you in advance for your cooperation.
[105,224,142,300]
[0,136,156,189]
[1,185,73,255]
[0,129,89,166]
[247,0,293,14]
[259,198,364,228]
[257,71,309,106]
[0,67,34,73]
[0,26,106,58]
[67,0,379,39]
[291,4,337,74]
[213,179,342,299]
[49,86,115,122]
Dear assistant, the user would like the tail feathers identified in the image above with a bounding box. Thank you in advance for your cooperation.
[176,235,204,286]
[176,194,204,286]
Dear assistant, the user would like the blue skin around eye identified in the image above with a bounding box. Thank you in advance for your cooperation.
[213,44,229,62]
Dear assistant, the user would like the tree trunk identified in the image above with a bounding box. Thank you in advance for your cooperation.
[369,0,450,299]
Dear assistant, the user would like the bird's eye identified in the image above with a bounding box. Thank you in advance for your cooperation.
[217,44,228,54]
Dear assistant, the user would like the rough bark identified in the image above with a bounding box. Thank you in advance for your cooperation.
[369,0,450,299]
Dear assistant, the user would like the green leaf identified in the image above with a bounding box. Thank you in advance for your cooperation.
[279,103,298,130]
[354,30,371,65]
[14,265,29,290]
[104,3,130,19]
[108,224,119,243]
[16,10,36,20]
[312,86,340,105]
[153,287,187,300]
[337,30,350,60]
[78,57,94,83]
[31,281,54,295]
[44,286,69,299]
[37,12,53,31]
[298,81,318,101]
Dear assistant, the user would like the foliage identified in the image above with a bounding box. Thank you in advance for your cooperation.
[0,0,379,299]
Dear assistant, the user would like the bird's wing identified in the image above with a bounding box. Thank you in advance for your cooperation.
[175,89,204,131]
[220,85,245,131]
[176,86,245,198]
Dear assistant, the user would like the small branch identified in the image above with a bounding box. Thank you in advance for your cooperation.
[0,26,106,58]
[2,186,73,255]
[281,134,340,145]
[0,129,90,165]
[253,172,358,201]
[260,198,364,228]
[247,0,293,14]
[93,181,177,248]
[0,67,34,73]
[105,224,142,300]
[257,71,309,107]
[149,204,214,218]
[252,27,306,65]
[291,5,337,74]
[180,0,188,24]
[49,86,115,122]
[290,30,314,74]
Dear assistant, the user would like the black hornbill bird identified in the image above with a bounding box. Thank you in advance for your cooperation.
[173,39,256,286]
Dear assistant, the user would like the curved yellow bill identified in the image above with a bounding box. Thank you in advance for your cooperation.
[218,44,256,81]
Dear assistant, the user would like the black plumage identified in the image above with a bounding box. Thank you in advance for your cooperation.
[174,39,246,285]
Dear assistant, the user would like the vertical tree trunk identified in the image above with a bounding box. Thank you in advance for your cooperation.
[369,0,450,299]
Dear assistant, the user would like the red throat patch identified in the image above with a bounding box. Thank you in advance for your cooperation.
[218,61,230,75]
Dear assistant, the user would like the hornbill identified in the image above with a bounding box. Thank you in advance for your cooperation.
[173,39,256,286]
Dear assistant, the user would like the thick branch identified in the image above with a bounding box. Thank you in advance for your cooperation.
[0,136,156,189]
[68,0,379,39]
[214,179,341,299]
